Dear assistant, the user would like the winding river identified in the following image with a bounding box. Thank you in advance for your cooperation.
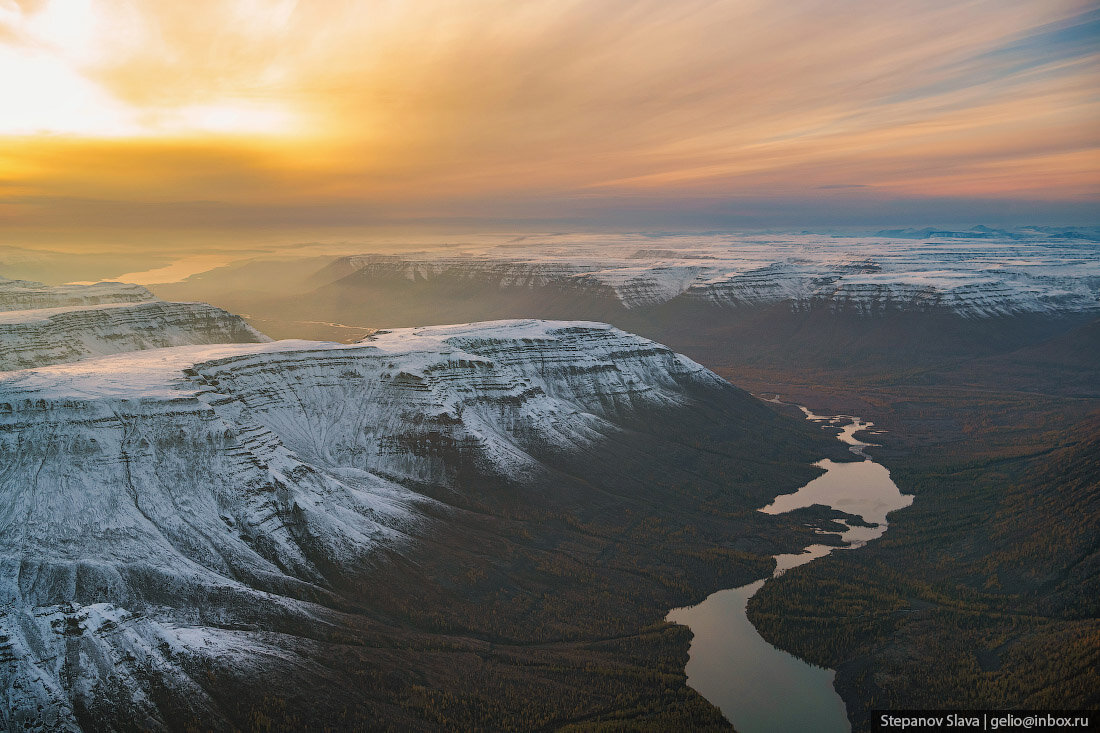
[667,402,913,733]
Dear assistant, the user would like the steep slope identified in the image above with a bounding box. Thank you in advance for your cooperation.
[945,316,1100,396]
[153,233,1100,363]
[0,278,268,369]
[0,301,269,370]
[0,320,840,731]
[306,236,1100,317]
[0,278,154,311]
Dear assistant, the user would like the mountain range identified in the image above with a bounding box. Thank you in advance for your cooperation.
[153,232,1100,727]
[0,280,842,730]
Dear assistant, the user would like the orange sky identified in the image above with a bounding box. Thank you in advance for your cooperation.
[1,0,1098,243]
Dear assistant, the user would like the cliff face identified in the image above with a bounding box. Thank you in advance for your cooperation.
[0,301,269,370]
[0,279,268,369]
[312,236,1100,318]
[1,320,810,731]
[0,278,155,311]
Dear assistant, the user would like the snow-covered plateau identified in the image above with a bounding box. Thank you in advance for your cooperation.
[0,278,154,312]
[318,232,1100,316]
[0,318,732,731]
[0,279,268,369]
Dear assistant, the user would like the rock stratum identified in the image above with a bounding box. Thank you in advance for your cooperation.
[0,317,832,730]
[304,233,1100,317]
[0,278,154,312]
[0,279,268,370]
[153,233,1100,370]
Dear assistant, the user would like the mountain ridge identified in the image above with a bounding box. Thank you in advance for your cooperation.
[0,278,268,369]
[1,318,840,730]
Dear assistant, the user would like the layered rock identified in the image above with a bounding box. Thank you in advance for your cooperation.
[0,320,744,731]
[0,278,153,312]
[310,235,1100,317]
[0,278,268,369]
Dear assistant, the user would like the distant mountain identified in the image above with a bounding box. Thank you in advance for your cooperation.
[873,225,1100,242]
[155,234,1100,339]
[0,278,267,369]
[874,225,1010,239]
[0,277,154,311]
[296,237,1100,317]
[0,248,171,285]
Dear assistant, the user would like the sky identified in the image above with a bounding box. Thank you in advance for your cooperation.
[0,0,1098,250]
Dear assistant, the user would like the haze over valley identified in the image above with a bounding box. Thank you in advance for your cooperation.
[1,0,1097,730]
[0,224,1096,729]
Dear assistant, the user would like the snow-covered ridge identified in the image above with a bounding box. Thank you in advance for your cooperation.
[0,277,153,311]
[0,320,728,729]
[324,234,1100,317]
[0,278,268,369]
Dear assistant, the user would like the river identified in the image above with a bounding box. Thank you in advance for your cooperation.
[667,402,913,733]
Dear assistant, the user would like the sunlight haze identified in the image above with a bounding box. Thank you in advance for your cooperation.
[1,0,1097,244]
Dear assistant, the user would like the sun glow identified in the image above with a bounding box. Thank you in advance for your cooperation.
[0,0,299,138]
[0,46,140,136]
[0,0,1096,235]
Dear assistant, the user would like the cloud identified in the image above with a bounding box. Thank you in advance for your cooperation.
[0,0,1096,236]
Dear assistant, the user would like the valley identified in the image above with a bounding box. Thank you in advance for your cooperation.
[5,1,1097,729]
[668,406,911,733]
[3,229,1097,730]
[150,231,1100,728]
[0,285,851,731]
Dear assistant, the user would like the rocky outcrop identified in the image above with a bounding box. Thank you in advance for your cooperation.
[0,278,154,311]
[0,278,268,369]
[0,320,750,731]
[312,236,1100,317]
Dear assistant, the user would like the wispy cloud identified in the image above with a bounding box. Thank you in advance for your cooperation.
[0,0,1096,238]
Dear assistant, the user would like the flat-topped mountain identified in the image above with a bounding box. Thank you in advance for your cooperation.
[164,233,1100,320]
[0,277,154,311]
[317,238,1099,316]
[0,278,267,370]
[153,233,1100,371]
[0,319,837,731]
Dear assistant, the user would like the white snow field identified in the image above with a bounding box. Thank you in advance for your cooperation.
[0,278,267,369]
[0,318,730,731]
[322,231,1100,316]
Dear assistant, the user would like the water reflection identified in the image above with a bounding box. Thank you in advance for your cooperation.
[667,401,913,733]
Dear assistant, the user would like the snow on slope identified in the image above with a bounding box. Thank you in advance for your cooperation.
[0,279,269,369]
[0,320,727,731]
[0,277,153,311]
[323,234,1100,317]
